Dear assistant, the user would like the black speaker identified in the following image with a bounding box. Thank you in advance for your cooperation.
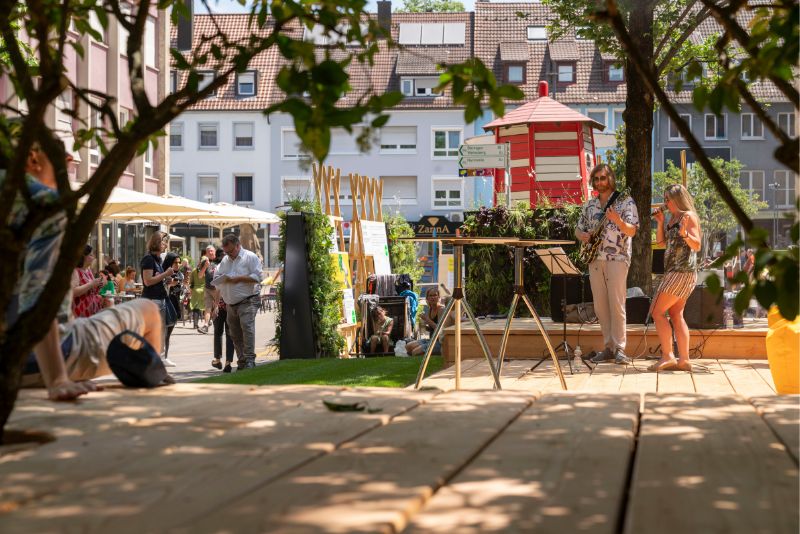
[684,285,724,328]
[550,274,592,322]
[626,296,652,324]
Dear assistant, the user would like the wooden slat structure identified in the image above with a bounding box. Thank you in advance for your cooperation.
[1,378,797,533]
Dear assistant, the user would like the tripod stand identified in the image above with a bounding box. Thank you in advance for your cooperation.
[535,248,590,374]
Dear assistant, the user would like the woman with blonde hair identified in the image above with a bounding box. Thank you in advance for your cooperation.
[140,230,178,367]
[649,184,702,372]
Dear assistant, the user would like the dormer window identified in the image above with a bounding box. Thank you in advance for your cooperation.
[197,70,216,97]
[505,64,525,84]
[236,71,256,97]
[401,77,441,97]
[606,62,624,82]
[557,63,575,84]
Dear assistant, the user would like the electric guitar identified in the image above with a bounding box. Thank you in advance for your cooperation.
[579,190,629,265]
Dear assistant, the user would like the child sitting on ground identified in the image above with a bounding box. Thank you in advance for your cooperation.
[368,306,393,354]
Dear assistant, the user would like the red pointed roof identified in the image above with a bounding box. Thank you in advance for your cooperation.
[483,96,605,132]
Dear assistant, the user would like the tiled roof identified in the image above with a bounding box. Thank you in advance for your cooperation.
[396,49,450,75]
[548,40,579,61]
[499,42,528,62]
[483,94,605,131]
[473,2,627,105]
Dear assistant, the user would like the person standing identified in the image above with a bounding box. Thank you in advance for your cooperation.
[213,234,262,371]
[189,255,207,331]
[575,164,640,365]
[649,184,702,372]
[163,252,184,360]
[211,248,235,372]
[140,231,177,367]
[200,245,218,334]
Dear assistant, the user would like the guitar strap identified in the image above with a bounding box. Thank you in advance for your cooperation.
[602,190,621,214]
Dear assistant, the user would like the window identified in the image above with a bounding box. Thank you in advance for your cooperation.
[773,170,797,208]
[198,175,219,203]
[233,122,254,149]
[613,109,624,130]
[170,71,177,93]
[56,90,73,129]
[170,174,183,197]
[527,26,547,40]
[380,126,417,154]
[739,170,766,205]
[432,128,461,158]
[117,4,130,53]
[236,71,256,96]
[143,143,153,178]
[506,64,525,84]
[380,176,417,205]
[587,109,607,128]
[575,26,591,40]
[401,77,441,97]
[198,123,219,149]
[197,71,216,96]
[704,114,727,140]
[330,127,362,155]
[89,10,107,44]
[170,122,183,149]
[432,177,463,209]
[281,176,312,202]
[401,79,413,96]
[778,112,797,138]
[89,98,102,165]
[144,17,156,68]
[606,62,624,82]
[282,129,309,159]
[557,63,575,83]
[668,114,692,141]
[234,175,254,203]
[741,113,764,139]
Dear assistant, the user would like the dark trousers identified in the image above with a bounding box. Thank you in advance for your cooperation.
[213,307,235,362]
[164,294,182,358]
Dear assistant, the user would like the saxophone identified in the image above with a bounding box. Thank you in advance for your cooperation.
[578,191,628,265]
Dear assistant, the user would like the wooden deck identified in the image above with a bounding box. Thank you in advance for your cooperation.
[441,317,770,363]
[1,370,797,533]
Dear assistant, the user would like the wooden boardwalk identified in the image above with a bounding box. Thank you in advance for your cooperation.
[0,370,797,533]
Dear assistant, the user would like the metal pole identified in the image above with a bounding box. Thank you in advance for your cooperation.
[505,142,511,206]
[453,244,462,390]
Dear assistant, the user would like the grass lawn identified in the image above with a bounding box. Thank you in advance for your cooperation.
[194,356,444,388]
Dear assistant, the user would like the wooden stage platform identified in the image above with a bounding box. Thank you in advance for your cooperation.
[441,317,769,365]
[1,363,797,533]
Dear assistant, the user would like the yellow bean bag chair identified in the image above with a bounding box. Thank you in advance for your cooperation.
[766,307,800,394]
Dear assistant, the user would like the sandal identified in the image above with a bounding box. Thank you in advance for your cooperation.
[676,360,693,372]
[648,357,678,372]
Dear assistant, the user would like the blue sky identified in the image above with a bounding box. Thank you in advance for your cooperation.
[195,0,478,14]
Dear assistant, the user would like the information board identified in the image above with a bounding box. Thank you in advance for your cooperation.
[360,220,392,275]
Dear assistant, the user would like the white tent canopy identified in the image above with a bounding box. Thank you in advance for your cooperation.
[80,186,221,225]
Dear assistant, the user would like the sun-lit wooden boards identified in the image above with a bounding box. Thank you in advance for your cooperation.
[1,383,796,533]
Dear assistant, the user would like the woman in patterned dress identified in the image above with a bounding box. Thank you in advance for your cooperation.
[72,244,106,318]
[649,184,702,372]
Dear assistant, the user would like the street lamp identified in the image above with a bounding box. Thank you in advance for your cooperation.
[768,182,780,247]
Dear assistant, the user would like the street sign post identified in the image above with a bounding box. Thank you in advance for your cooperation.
[458,142,512,206]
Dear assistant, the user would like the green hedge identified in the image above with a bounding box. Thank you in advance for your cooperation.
[461,202,583,317]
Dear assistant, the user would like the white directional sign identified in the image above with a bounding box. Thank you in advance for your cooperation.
[458,143,508,169]
[458,155,507,168]
[459,144,507,157]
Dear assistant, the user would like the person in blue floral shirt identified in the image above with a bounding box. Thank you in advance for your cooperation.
[4,139,168,400]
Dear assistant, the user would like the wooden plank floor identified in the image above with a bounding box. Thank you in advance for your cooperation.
[1,383,797,533]
[417,358,780,396]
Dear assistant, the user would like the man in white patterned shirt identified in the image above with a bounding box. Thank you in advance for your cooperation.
[575,164,639,365]
[212,234,262,370]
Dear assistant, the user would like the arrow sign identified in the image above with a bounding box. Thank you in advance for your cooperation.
[459,155,507,169]
[459,144,507,157]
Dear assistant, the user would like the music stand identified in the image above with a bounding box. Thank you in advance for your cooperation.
[535,248,587,374]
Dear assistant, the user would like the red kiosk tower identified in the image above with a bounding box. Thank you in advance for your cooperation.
[483,81,604,206]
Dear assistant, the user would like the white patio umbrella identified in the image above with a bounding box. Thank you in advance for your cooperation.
[98,190,220,226]
[184,202,281,239]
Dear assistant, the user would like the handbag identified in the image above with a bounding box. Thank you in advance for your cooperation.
[165,298,178,327]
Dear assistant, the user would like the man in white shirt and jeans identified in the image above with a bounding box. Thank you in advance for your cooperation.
[212,234,262,370]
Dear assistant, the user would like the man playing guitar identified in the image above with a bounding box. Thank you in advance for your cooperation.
[575,164,639,365]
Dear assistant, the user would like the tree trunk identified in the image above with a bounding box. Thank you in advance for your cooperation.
[624,0,657,293]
